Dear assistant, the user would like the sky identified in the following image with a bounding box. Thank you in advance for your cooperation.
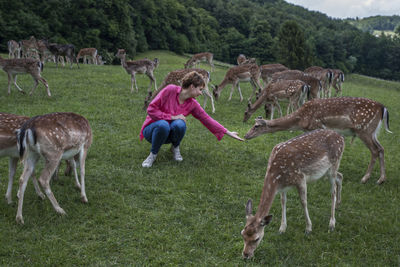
[285,0,400,19]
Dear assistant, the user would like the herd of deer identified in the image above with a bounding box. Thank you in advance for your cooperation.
[0,43,393,259]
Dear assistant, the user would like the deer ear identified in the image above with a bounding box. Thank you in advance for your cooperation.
[256,116,263,120]
[260,215,273,226]
[245,199,253,217]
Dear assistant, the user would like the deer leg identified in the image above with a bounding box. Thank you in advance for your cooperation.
[147,72,156,93]
[131,72,137,93]
[274,99,283,118]
[31,173,45,200]
[328,168,338,231]
[237,83,243,102]
[16,153,39,224]
[359,134,380,184]
[28,77,39,96]
[336,172,343,207]
[39,155,66,215]
[279,191,287,233]
[6,158,18,204]
[69,158,81,190]
[373,135,386,184]
[78,148,89,203]
[202,88,215,113]
[228,83,235,101]
[297,180,312,234]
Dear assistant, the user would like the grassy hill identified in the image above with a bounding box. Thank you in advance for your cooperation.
[0,51,399,265]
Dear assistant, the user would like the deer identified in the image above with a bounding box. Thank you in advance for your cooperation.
[244,97,392,184]
[19,36,39,59]
[184,52,215,72]
[243,79,309,122]
[260,64,289,85]
[0,55,51,97]
[44,40,79,68]
[237,54,257,65]
[241,129,345,259]
[271,70,322,100]
[213,63,262,102]
[331,69,345,97]
[115,49,159,93]
[7,40,21,59]
[76,48,98,64]
[15,112,92,224]
[143,68,216,113]
[304,66,333,98]
[0,113,46,204]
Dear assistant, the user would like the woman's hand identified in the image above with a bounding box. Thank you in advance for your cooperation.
[226,130,244,141]
[171,114,186,122]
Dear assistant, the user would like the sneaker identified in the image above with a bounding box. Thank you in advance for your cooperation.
[172,146,183,161]
[142,152,157,167]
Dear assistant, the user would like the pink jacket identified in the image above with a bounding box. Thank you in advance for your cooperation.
[140,84,227,140]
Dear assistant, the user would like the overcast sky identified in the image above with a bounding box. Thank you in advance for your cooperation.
[285,0,400,19]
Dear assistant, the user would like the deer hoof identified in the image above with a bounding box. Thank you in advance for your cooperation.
[16,215,24,225]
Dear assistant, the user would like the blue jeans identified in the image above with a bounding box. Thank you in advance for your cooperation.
[143,119,187,154]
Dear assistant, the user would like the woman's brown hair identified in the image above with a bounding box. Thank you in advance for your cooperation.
[181,71,205,89]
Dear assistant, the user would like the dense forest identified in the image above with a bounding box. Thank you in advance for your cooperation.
[1,0,400,80]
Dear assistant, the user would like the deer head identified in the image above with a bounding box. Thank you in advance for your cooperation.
[241,199,273,259]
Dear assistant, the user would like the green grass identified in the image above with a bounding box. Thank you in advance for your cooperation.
[0,51,399,266]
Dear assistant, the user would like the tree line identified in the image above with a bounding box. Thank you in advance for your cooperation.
[1,0,400,80]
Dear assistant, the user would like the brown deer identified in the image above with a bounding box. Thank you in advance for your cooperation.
[184,52,215,72]
[19,36,39,59]
[244,97,392,184]
[304,66,333,98]
[0,55,51,96]
[241,129,345,259]
[7,40,21,59]
[0,113,46,204]
[44,40,79,69]
[260,64,289,85]
[271,70,322,100]
[243,79,309,122]
[213,63,262,102]
[115,49,159,93]
[76,48,98,64]
[15,112,92,224]
[143,68,215,113]
[331,69,345,97]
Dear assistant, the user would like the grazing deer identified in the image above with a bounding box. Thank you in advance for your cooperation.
[0,113,45,204]
[260,64,289,85]
[0,55,51,96]
[213,64,262,102]
[241,129,345,259]
[271,70,322,99]
[7,40,21,59]
[76,48,98,64]
[244,97,392,184]
[44,40,79,68]
[331,69,345,97]
[15,112,92,224]
[143,68,215,113]
[243,79,309,122]
[115,49,159,93]
[304,66,333,98]
[184,52,215,72]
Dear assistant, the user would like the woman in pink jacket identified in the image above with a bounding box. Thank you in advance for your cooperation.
[140,71,243,167]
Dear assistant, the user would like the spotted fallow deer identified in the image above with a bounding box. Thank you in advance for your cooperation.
[243,79,309,122]
[213,64,262,102]
[7,40,21,59]
[331,69,345,97]
[245,97,392,184]
[115,49,159,93]
[241,129,345,259]
[0,113,45,204]
[260,64,289,85]
[184,52,215,72]
[76,48,98,64]
[0,55,51,96]
[19,36,39,59]
[304,66,333,98]
[15,112,92,224]
[271,70,322,100]
[143,68,215,113]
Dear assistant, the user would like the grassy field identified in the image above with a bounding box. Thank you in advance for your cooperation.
[0,51,399,266]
